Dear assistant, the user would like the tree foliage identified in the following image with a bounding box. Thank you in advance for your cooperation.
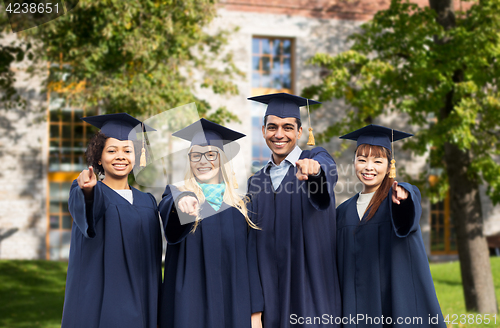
[304,0,500,204]
[20,0,242,124]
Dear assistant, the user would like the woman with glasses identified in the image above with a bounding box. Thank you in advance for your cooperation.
[158,119,263,328]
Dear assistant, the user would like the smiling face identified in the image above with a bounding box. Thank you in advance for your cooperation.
[354,144,390,194]
[262,115,302,165]
[189,145,221,184]
[99,138,135,181]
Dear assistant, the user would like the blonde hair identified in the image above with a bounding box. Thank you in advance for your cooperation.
[179,146,260,232]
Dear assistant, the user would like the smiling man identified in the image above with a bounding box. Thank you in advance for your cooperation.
[247,93,341,328]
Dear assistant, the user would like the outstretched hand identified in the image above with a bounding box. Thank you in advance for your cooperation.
[177,196,199,217]
[392,181,409,205]
[295,159,321,181]
[77,166,97,192]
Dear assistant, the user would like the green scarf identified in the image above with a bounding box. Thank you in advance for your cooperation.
[199,183,226,211]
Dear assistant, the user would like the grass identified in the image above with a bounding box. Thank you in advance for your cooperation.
[431,257,500,327]
[0,260,67,328]
[0,258,499,328]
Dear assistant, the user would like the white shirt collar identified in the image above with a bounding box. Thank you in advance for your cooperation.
[266,146,302,168]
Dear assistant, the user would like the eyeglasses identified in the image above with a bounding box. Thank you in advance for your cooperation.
[188,151,219,162]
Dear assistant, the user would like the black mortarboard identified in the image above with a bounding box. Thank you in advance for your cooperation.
[340,124,413,178]
[82,113,156,167]
[247,93,320,120]
[172,118,245,151]
[248,92,320,145]
[81,113,155,141]
[339,124,413,151]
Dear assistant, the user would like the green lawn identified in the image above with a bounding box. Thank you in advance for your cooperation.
[0,260,67,328]
[0,258,499,328]
[431,257,500,327]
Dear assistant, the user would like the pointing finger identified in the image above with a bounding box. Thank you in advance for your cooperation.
[392,190,400,204]
[83,170,90,183]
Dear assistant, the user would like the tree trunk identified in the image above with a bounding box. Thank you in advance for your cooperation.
[443,142,498,313]
[431,0,498,313]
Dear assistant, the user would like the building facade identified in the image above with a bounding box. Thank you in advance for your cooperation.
[1,0,499,260]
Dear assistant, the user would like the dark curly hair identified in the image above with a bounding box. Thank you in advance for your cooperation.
[85,132,109,176]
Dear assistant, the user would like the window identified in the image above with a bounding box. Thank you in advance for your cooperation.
[46,64,97,260]
[47,181,72,260]
[428,145,457,255]
[251,37,294,172]
[252,37,293,93]
[48,70,96,173]
[430,192,457,254]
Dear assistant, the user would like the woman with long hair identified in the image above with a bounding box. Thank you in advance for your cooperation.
[62,113,162,328]
[158,119,263,328]
[336,125,446,328]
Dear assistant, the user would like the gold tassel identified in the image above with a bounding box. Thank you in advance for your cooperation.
[233,171,238,189]
[307,127,315,146]
[389,159,396,178]
[140,147,147,167]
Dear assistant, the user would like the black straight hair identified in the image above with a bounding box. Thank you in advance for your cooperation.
[263,116,302,130]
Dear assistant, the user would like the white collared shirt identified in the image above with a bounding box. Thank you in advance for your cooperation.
[266,146,302,190]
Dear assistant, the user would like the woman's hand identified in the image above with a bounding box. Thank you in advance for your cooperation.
[251,312,263,328]
[77,166,97,199]
[392,181,409,205]
[177,196,199,216]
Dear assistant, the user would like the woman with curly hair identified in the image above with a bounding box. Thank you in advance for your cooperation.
[158,119,263,328]
[61,113,162,328]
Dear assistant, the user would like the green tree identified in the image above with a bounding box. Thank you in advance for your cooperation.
[20,0,241,124]
[304,0,499,313]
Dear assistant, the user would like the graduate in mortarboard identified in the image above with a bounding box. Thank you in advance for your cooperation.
[336,125,446,327]
[61,113,162,328]
[157,118,264,328]
[246,93,341,328]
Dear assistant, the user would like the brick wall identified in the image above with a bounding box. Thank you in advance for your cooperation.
[218,0,464,20]
[0,35,48,259]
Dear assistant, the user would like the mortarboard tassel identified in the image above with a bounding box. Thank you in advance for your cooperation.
[388,129,396,178]
[140,122,147,167]
[230,159,238,189]
[233,171,238,189]
[306,99,315,146]
[307,127,315,146]
[140,148,147,167]
[389,159,396,178]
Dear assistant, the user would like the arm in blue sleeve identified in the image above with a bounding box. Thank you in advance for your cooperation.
[308,148,338,211]
[68,180,105,238]
[246,196,264,313]
[159,185,196,244]
[390,183,422,237]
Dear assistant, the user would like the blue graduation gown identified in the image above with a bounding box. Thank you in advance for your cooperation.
[336,183,446,327]
[62,180,162,328]
[158,185,264,328]
[247,147,341,328]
